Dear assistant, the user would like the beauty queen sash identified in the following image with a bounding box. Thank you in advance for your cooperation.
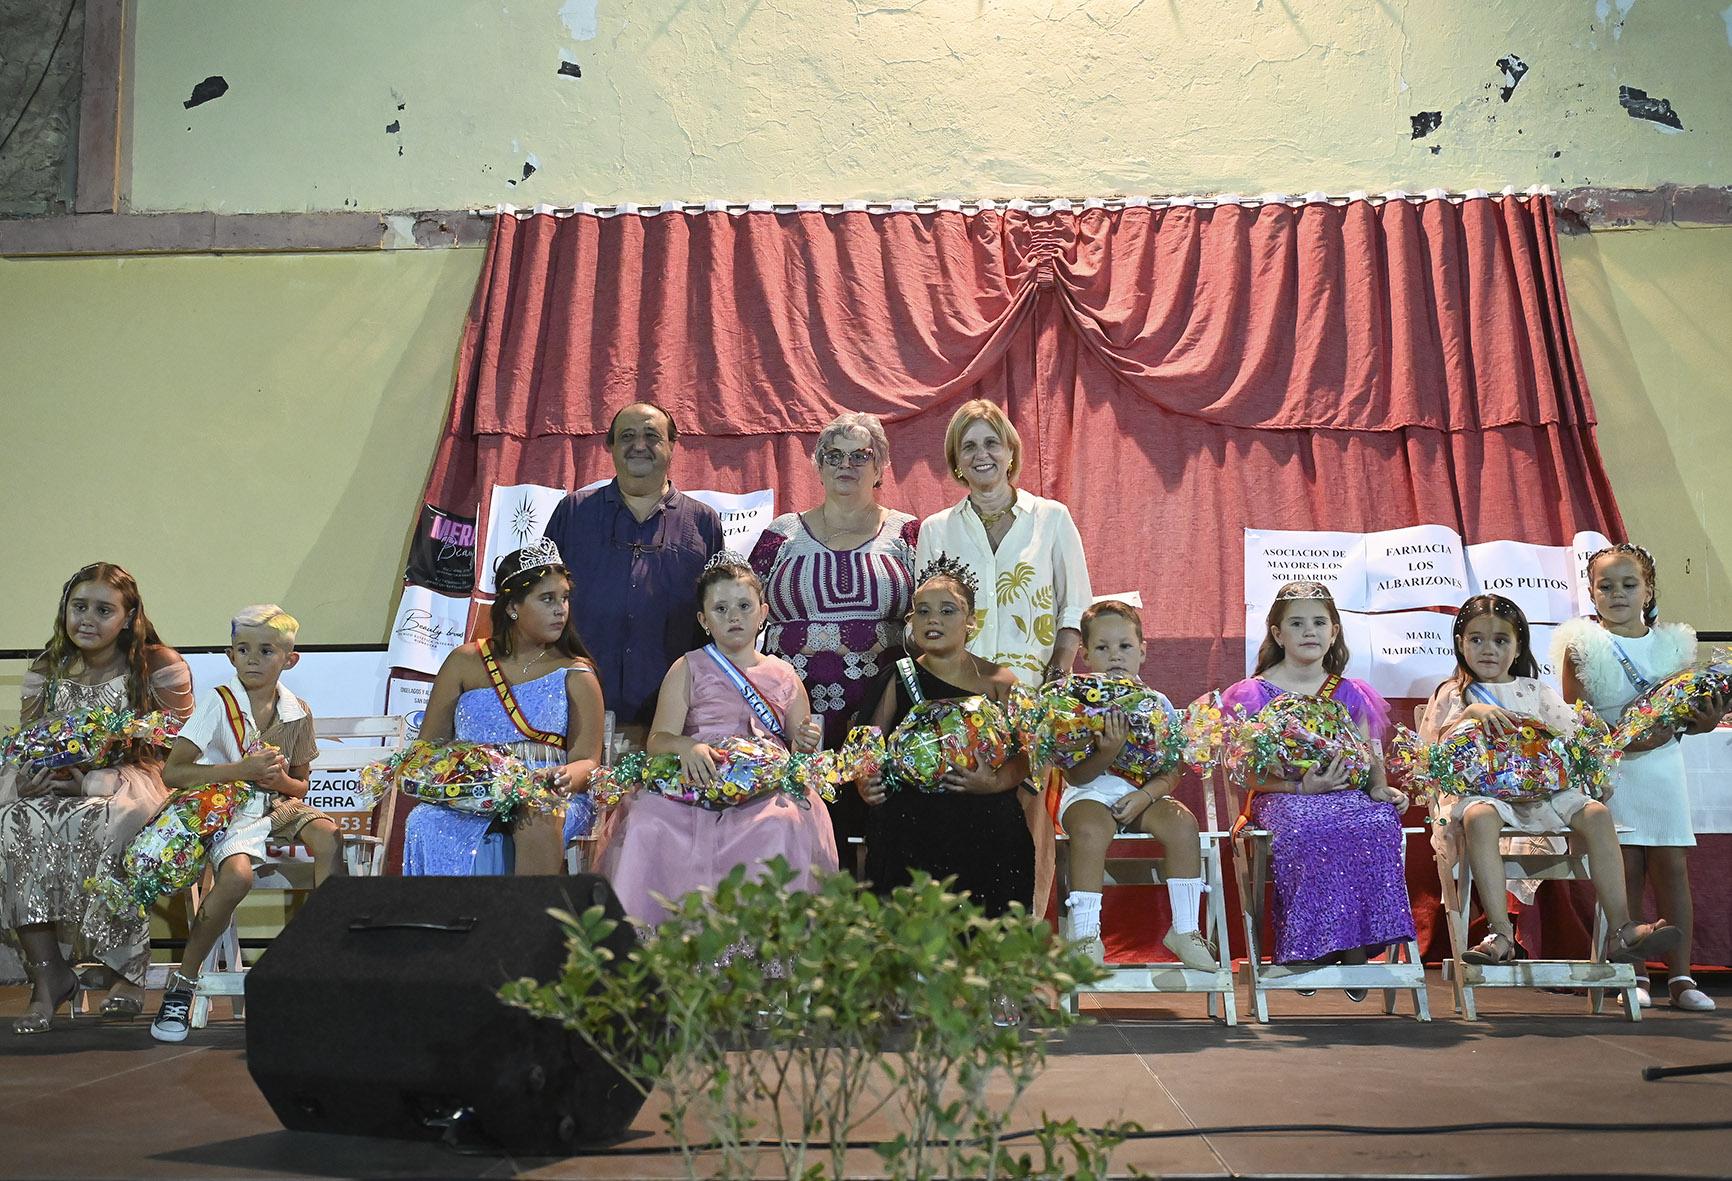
[701,644,786,741]
[1608,640,1656,694]
[478,639,567,748]
[213,685,254,754]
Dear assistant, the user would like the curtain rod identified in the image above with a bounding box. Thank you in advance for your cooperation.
[478,186,1557,219]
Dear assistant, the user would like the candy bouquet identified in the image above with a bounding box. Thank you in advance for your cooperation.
[1393,704,1621,803]
[363,740,559,825]
[2,706,183,774]
[1033,675,1184,785]
[1223,695,1375,790]
[1179,692,1232,773]
[1613,650,1732,747]
[882,695,1018,793]
[588,736,838,811]
[89,760,267,916]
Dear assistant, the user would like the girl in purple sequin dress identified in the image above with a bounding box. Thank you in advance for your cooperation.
[403,545,605,876]
[1220,581,1414,968]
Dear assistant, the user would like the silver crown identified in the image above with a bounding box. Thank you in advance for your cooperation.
[915,552,980,599]
[701,548,751,575]
[495,536,565,589]
[1274,580,1333,601]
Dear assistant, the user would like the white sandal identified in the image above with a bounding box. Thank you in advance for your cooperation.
[1669,976,1716,1012]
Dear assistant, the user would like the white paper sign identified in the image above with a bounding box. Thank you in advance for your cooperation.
[1091,590,1144,608]
[1530,622,1561,692]
[386,674,435,739]
[1364,610,1458,700]
[1364,524,1468,612]
[690,488,775,559]
[1244,529,1367,611]
[385,585,470,675]
[1466,540,1578,624]
[1571,530,1614,618]
[1242,602,1372,683]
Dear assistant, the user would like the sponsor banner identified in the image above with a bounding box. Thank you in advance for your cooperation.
[1245,529,1367,612]
[697,487,775,560]
[1570,530,1615,618]
[385,585,470,676]
[1364,525,1470,614]
[405,503,478,594]
[386,674,435,739]
[1466,540,1577,625]
[1363,610,1458,700]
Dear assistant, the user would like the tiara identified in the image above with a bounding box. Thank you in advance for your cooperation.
[1274,580,1332,601]
[915,552,980,598]
[701,548,751,575]
[495,536,565,590]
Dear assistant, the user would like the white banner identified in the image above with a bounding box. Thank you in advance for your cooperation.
[698,487,775,559]
[1244,529,1367,611]
[1363,610,1458,700]
[386,674,435,739]
[1364,524,1469,613]
[1466,540,1577,624]
[385,585,470,676]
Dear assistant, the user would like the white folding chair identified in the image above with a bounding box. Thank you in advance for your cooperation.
[176,714,407,1027]
[1225,768,1431,1022]
[1053,776,1237,1024]
[1416,706,1638,1021]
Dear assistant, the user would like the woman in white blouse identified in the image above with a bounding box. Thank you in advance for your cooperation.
[915,399,1094,916]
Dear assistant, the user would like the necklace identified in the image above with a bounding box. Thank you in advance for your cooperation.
[516,645,549,676]
[814,504,880,544]
[970,498,1015,529]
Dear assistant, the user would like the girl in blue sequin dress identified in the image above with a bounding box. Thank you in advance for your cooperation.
[403,544,606,875]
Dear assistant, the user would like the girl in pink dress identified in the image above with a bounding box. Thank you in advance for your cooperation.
[604,556,838,929]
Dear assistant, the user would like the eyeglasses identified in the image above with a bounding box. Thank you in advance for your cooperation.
[819,448,876,469]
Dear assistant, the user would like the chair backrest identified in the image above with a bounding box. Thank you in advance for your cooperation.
[309,714,409,838]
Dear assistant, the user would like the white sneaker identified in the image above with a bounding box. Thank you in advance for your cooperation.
[1072,934,1106,967]
[1162,928,1220,971]
[1669,977,1717,1012]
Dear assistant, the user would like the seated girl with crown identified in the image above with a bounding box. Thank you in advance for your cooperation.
[402,541,606,875]
[601,553,838,929]
[853,554,1035,922]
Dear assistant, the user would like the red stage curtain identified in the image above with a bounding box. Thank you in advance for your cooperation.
[418,195,1730,967]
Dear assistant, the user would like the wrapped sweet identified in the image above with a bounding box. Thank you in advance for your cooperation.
[588,737,833,811]
[1394,704,1622,803]
[1,706,183,774]
[90,780,260,916]
[884,696,1014,793]
[1612,651,1732,747]
[1033,675,1183,785]
[1180,691,1231,772]
[1225,695,1374,790]
[363,740,559,825]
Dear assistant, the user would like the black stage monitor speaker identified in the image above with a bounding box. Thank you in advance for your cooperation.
[245,874,645,1155]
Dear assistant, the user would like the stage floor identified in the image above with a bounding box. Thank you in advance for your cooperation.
[2,978,1729,1179]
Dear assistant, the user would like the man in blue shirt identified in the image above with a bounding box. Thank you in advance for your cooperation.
[544,402,724,735]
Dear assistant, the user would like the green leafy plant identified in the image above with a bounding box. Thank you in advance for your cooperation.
[500,858,1126,1179]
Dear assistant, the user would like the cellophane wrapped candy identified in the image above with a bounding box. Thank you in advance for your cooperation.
[812,725,886,799]
[1225,695,1374,790]
[2,706,183,774]
[588,736,835,812]
[1180,692,1231,772]
[1034,675,1183,785]
[1612,650,1732,747]
[1393,704,1621,803]
[363,740,558,825]
[884,696,1015,793]
[89,773,263,917]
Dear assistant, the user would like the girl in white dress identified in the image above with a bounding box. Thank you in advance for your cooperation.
[1554,545,1728,1011]
[1422,594,1676,969]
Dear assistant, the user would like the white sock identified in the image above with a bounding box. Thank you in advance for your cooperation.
[1066,891,1103,940]
[1166,877,1206,935]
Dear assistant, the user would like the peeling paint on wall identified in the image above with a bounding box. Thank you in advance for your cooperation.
[1496,54,1528,101]
[1722,5,1732,47]
[1620,85,1684,131]
[1410,111,1442,139]
[183,76,228,109]
[1597,0,1637,42]
[558,0,597,40]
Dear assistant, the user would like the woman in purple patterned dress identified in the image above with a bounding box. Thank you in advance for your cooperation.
[749,413,918,849]
[1220,581,1414,979]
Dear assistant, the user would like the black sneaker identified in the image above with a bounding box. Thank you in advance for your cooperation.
[150,979,195,1043]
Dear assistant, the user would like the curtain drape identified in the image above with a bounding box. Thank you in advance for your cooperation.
[417,193,1677,963]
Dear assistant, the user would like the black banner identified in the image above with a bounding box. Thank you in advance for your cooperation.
[405,503,477,594]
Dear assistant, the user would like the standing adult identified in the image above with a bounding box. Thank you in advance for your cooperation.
[1,563,195,1033]
[749,412,918,849]
[915,399,1094,917]
[543,402,725,738]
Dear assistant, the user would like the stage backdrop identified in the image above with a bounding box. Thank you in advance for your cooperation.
[401,191,1732,967]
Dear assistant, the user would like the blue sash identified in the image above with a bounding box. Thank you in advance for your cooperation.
[1465,682,1500,707]
[701,645,785,741]
[1609,639,1655,694]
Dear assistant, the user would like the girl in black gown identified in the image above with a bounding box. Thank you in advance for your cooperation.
[855,557,1034,918]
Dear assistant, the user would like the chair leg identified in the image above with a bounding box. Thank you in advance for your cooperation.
[1405,939,1432,1022]
[1238,838,1270,1023]
[1204,843,1237,1027]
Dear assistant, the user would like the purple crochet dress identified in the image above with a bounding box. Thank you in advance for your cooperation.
[1220,676,1415,963]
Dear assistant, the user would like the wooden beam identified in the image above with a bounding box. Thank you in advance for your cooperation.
[74,0,134,214]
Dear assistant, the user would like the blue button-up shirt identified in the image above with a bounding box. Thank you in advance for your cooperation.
[544,479,724,728]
